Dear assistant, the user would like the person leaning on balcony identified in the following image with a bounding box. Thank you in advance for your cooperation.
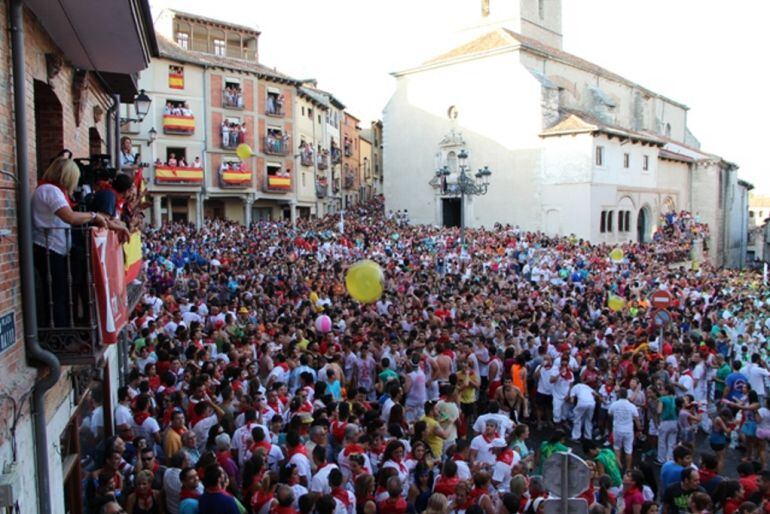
[120,136,138,171]
[32,156,111,327]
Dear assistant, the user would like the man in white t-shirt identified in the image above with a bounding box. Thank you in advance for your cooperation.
[310,445,340,494]
[741,353,770,404]
[470,420,506,466]
[607,388,640,470]
[569,382,598,441]
[491,440,521,493]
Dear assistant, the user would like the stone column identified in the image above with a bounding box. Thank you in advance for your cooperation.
[244,195,254,227]
[152,195,162,228]
[195,193,204,229]
[290,200,297,227]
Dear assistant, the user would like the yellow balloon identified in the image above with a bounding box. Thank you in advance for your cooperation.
[345,259,384,304]
[608,294,625,312]
[609,248,624,263]
[236,143,254,161]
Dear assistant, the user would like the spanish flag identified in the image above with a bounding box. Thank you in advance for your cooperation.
[163,115,195,134]
[223,170,251,185]
[169,73,184,89]
[123,232,143,283]
[155,166,203,183]
[267,176,291,191]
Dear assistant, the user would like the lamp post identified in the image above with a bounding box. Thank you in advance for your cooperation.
[120,89,152,123]
[432,149,492,245]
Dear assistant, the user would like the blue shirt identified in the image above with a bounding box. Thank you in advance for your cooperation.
[198,490,239,514]
[725,372,749,400]
[660,462,684,492]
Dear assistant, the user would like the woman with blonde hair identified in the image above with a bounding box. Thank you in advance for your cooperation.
[33,156,113,326]
[125,469,164,514]
[425,493,449,514]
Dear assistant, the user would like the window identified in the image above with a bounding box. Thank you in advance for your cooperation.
[318,114,321,124]
[301,106,305,116]
[750,211,755,218]
[607,210,613,232]
[166,147,187,166]
[623,153,630,169]
[624,211,631,232]
[600,211,607,233]
[214,39,226,57]
[665,123,671,137]
[308,108,314,119]
[595,146,604,166]
[169,65,184,89]
[643,155,649,171]
[176,32,189,49]
[538,0,545,19]
[617,211,625,232]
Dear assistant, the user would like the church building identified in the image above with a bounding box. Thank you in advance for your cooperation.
[383,0,751,267]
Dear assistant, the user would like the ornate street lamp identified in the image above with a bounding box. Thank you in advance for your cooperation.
[431,149,492,245]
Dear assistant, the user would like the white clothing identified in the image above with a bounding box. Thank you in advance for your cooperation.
[470,434,505,466]
[310,463,340,494]
[608,399,639,433]
[32,184,71,255]
[473,413,514,436]
[192,414,218,452]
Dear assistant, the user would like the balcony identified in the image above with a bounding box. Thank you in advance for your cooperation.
[263,136,290,156]
[344,172,355,189]
[316,177,328,198]
[223,90,244,110]
[331,148,341,165]
[300,152,314,167]
[344,145,352,157]
[317,153,329,170]
[155,165,203,185]
[221,130,245,150]
[35,227,144,365]
[163,114,195,135]
[220,168,252,188]
[265,173,292,193]
[266,95,285,117]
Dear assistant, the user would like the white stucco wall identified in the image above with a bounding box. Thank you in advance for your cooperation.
[384,50,544,230]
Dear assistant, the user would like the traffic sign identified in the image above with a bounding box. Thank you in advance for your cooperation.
[653,309,671,328]
[542,452,591,498]
[543,499,588,514]
[650,289,673,309]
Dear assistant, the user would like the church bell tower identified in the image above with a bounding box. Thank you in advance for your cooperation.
[468,0,563,49]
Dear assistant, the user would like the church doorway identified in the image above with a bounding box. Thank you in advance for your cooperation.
[442,198,462,228]
[637,207,650,243]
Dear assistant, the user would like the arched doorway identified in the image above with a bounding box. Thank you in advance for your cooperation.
[33,80,63,178]
[637,206,650,243]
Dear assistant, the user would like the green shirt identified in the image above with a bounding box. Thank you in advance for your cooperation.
[715,363,731,395]
[379,368,399,384]
[660,395,677,421]
[537,441,569,473]
[595,448,622,487]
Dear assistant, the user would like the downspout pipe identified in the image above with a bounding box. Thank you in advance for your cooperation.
[112,94,121,166]
[10,1,62,513]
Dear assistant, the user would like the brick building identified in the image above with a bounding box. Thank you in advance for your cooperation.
[128,10,359,226]
[341,112,361,209]
[0,0,156,512]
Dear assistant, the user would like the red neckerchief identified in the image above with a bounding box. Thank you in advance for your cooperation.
[561,369,573,380]
[134,411,150,426]
[271,505,298,514]
[251,490,274,512]
[604,384,614,394]
[390,457,407,474]
[180,488,200,500]
[316,461,333,472]
[343,444,365,456]
[38,180,75,208]
[172,426,186,436]
[453,454,466,462]
[249,440,272,455]
[470,486,488,501]
[332,487,352,507]
[497,449,515,465]
[482,433,500,444]
[433,476,460,496]
[287,444,308,459]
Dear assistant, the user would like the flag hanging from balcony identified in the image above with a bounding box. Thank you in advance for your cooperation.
[169,68,184,89]
[91,228,128,344]
[124,232,143,283]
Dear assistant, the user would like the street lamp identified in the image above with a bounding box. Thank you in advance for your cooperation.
[146,127,157,146]
[431,149,492,245]
[121,89,152,123]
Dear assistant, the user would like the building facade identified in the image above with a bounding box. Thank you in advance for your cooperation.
[747,194,770,263]
[360,120,384,198]
[0,1,156,512]
[383,0,750,267]
[341,112,361,209]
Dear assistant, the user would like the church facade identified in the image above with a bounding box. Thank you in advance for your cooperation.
[383,0,750,267]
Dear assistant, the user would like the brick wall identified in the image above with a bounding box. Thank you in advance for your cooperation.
[210,74,222,108]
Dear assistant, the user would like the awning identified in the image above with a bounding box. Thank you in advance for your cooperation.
[23,0,158,74]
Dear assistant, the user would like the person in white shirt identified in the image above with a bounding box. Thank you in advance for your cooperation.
[473,402,515,436]
[491,440,521,493]
[550,360,574,424]
[569,382,599,441]
[607,388,640,470]
[741,353,770,404]
[310,445,340,494]
[470,420,506,466]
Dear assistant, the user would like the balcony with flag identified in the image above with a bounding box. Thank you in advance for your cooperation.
[219,163,252,188]
[263,132,290,156]
[154,164,203,185]
[163,100,195,135]
[265,164,292,193]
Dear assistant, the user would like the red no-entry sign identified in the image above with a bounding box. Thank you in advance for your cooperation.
[650,290,673,309]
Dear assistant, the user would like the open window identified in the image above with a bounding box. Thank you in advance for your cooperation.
[219,155,251,188]
[264,127,288,155]
[169,65,184,90]
[266,89,284,116]
[162,99,194,135]
[166,147,188,167]
[299,137,314,167]
[220,116,244,149]
[265,162,291,192]
[223,77,243,109]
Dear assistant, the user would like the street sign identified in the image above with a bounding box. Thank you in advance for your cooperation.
[650,289,673,309]
[0,312,15,355]
[543,499,588,514]
[542,452,591,498]
[653,309,672,328]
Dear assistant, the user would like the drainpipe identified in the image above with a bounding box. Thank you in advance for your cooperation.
[10,1,62,513]
[112,94,121,167]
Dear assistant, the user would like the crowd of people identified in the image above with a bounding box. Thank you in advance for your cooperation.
[222,121,248,149]
[83,198,770,514]
[164,101,194,117]
[653,211,711,265]
[155,154,203,169]
[224,85,245,109]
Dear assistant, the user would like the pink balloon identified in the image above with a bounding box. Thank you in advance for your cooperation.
[315,315,332,333]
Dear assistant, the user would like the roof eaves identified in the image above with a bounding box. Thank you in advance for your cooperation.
[392,43,519,77]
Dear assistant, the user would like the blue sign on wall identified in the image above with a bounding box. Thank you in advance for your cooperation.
[0,312,16,354]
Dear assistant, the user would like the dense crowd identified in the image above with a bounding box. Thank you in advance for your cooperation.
[83,198,770,514]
